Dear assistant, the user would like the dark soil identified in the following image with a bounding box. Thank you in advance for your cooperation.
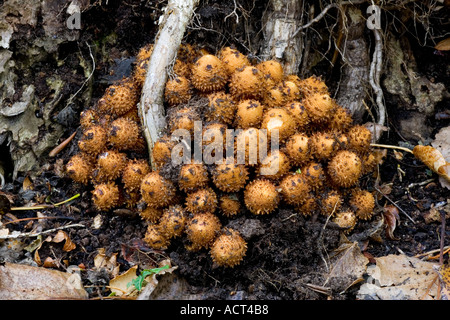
[1,0,449,301]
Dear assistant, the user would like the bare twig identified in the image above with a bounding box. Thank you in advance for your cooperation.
[49,130,78,157]
[0,223,85,240]
[368,27,386,133]
[374,186,416,224]
[291,0,367,38]
[139,0,200,169]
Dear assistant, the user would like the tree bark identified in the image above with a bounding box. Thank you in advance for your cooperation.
[261,0,303,75]
[139,0,200,169]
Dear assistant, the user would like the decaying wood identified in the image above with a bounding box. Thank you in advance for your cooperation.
[139,0,200,168]
[261,0,303,75]
[335,7,369,123]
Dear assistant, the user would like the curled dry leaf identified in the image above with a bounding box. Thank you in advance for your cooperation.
[413,145,450,183]
[52,230,76,252]
[435,37,450,51]
[383,205,400,240]
[94,248,120,278]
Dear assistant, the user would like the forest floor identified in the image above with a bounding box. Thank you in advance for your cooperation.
[0,1,449,301]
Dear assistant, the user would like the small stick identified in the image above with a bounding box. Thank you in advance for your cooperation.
[3,216,75,226]
[370,143,414,154]
[0,223,85,240]
[49,130,78,157]
[374,186,416,224]
[10,193,80,211]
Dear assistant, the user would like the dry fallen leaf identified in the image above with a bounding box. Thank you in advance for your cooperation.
[383,205,400,240]
[52,230,76,252]
[94,248,120,278]
[109,265,138,297]
[413,145,447,173]
[413,145,450,185]
[324,235,369,293]
[22,176,34,191]
[435,37,450,51]
[0,262,88,300]
[357,254,440,300]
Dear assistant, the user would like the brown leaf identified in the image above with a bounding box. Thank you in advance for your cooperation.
[324,235,369,292]
[413,145,447,173]
[0,262,88,299]
[52,230,76,252]
[435,37,450,51]
[22,176,34,191]
[358,254,440,300]
[383,205,400,240]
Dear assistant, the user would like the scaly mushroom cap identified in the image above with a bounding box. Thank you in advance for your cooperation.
[186,212,222,251]
[263,84,287,108]
[167,106,201,134]
[210,228,247,267]
[282,80,301,102]
[92,182,120,211]
[218,47,250,76]
[140,171,176,208]
[234,99,264,129]
[78,125,107,156]
[347,125,372,153]
[257,60,284,88]
[327,150,362,188]
[219,194,241,217]
[310,131,339,162]
[301,162,325,190]
[108,117,140,151]
[229,66,264,100]
[296,196,318,216]
[143,224,170,249]
[285,133,311,166]
[185,188,218,214]
[204,91,236,125]
[139,206,163,223]
[279,173,311,206]
[212,159,249,192]
[260,107,297,142]
[159,205,188,239]
[234,127,269,166]
[164,76,192,106]
[258,149,291,181]
[303,92,335,124]
[152,135,176,169]
[173,59,192,79]
[320,189,343,216]
[244,179,279,215]
[298,75,329,96]
[178,163,209,192]
[122,159,151,191]
[329,105,353,131]
[66,153,93,185]
[93,150,127,182]
[80,109,108,129]
[97,80,139,117]
[333,210,357,234]
[202,122,228,156]
[191,54,228,92]
[284,101,310,129]
[132,43,154,87]
[349,188,375,220]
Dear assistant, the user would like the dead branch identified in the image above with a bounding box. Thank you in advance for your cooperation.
[139,0,200,169]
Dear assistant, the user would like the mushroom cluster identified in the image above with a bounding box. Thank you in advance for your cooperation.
[66,43,382,268]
